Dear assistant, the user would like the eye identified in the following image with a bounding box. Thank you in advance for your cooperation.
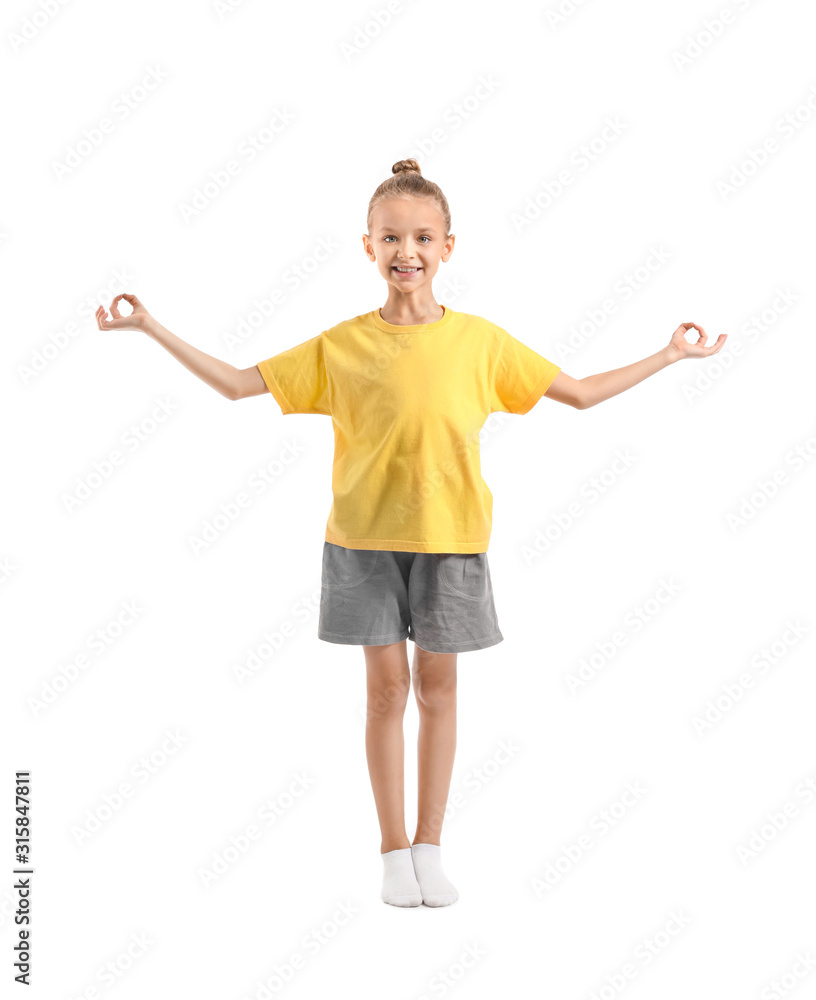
[382,235,431,243]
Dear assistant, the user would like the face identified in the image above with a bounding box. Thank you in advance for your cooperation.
[363,197,454,292]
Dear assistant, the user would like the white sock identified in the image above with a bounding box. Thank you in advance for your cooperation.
[411,843,458,906]
[381,847,422,907]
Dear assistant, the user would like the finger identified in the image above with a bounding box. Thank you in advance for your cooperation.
[704,336,727,355]
[110,300,121,319]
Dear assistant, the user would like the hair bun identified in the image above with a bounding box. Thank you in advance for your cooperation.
[392,158,421,176]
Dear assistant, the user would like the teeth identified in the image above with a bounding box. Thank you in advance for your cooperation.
[395,266,418,272]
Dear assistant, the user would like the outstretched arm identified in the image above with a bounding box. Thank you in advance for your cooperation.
[96,293,267,400]
[544,322,727,409]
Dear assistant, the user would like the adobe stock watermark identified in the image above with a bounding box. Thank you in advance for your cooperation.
[725,425,816,533]
[530,780,648,897]
[565,577,682,694]
[197,772,316,887]
[756,950,816,999]
[67,931,153,1000]
[0,889,17,931]
[545,0,594,29]
[680,286,796,404]
[356,649,516,729]
[735,772,816,865]
[586,909,693,1000]
[375,384,531,525]
[477,410,516,453]
[351,276,468,388]
[691,618,808,736]
[435,275,467,309]
[403,74,501,165]
[346,732,521,842]
[240,900,359,999]
[411,943,487,1000]
[230,583,322,685]
[70,730,189,847]
[717,82,816,200]
[211,0,251,19]
[61,398,181,513]
[19,266,135,386]
[0,557,18,587]
[390,405,534,519]
[444,739,523,827]
[178,107,295,222]
[354,332,416,386]
[27,600,145,717]
[340,0,416,62]
[671,0,760,73]
[356,671,412,725]
[553,245,672,362]
[521,449,638,566]
[394,428,482,526]
[222,238,340,353]
[52,66,169,181]
[188,440,306,554]
[8,0,75,52]
[510,117,627,234]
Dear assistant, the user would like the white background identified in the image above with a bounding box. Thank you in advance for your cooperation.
[2,0,814,997]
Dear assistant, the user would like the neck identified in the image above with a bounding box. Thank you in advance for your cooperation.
[379,293,444,327]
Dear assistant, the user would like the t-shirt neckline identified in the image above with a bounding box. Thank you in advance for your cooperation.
[372,304,451,333]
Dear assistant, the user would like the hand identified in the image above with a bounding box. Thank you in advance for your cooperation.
[96,293,153,333]
[665,322,727,363]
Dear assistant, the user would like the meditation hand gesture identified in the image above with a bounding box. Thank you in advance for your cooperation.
[96,293,153,333]
[666,322,727,362]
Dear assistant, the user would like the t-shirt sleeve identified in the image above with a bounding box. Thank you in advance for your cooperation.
[255,334,330,415]
[490,327,561,414]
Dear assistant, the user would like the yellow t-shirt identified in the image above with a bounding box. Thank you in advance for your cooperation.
[256,305,560,553]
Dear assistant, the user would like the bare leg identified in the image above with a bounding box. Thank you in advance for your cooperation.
[411,644,458,846]
[363,641,411,853]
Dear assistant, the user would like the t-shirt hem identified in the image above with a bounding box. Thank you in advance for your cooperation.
[256,362,293,414]
[325,530,488,554]
[516,365,561,414]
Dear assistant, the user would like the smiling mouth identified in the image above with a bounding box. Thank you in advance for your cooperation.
[392,266,421,273]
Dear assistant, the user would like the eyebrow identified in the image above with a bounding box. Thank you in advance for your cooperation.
[376,226,436,233]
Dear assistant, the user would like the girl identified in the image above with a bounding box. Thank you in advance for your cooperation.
[95,158,726,909]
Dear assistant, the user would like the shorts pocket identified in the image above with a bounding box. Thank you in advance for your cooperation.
[322,543,380,589]
[439,553,491,602]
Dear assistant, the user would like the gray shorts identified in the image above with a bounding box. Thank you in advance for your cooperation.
[317,542,504,654]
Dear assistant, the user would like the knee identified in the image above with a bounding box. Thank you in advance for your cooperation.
[366,673,410,721]
[414,675,456,714]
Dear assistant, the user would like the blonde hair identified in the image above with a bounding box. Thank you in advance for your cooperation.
[367,158,451,236]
